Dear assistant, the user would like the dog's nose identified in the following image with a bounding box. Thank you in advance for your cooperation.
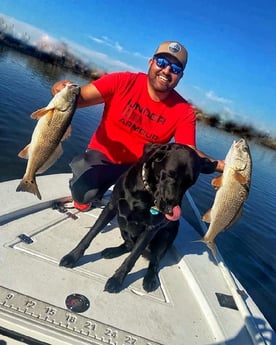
[165,205,173,215]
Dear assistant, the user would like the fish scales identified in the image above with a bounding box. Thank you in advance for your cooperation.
[205,174,247,241]
[29,108,71,166]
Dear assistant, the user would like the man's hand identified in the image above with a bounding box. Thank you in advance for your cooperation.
[51,80,73,95]
[191,146,225,172]
[215,159,225,172]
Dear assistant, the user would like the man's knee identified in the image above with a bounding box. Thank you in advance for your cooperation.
[69,178,99,204]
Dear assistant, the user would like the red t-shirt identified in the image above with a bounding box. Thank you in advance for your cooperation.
[88,72,196,164]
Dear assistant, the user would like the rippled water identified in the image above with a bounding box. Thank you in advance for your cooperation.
[0,45,275,330]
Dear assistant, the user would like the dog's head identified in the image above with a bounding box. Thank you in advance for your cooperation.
[142,143,217,221]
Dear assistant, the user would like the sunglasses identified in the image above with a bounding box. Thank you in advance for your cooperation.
[154,56,183,75]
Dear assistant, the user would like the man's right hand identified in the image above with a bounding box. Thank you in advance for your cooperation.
[52,79,104,108]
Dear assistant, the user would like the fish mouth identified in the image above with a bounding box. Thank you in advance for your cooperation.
[233,139,250,155]
[234,138,247,148]
[64,83,80,96]
[65,82,79,88]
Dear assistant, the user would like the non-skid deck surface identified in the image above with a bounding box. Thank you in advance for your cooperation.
[0,174,263,345]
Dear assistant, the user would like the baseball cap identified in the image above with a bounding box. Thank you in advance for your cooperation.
[154,41,188,68]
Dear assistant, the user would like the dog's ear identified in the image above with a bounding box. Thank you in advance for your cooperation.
[117,198,130,228]
[118,198,131,217]
[200,158,218,174]
[143,144,169,167]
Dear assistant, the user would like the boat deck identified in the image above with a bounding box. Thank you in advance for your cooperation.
[0,174,273,345]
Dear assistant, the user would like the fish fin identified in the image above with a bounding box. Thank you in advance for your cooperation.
[16,177,41,200]
[46,109,56,126]
[61,125,72,142]
[202,209,212,223]
[36,143,64,174]
[234,172,247,185]
[18,144,30,159]
[211,175,222,190]
[225,207,243,230]
[31,107,54,119]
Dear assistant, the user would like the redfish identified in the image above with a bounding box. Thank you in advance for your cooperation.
[202,139,252,256]
[16,83,80,199]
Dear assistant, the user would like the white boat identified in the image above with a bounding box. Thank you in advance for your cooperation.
[0,174,274,345]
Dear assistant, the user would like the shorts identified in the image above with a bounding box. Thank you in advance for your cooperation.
[69,149,132,204]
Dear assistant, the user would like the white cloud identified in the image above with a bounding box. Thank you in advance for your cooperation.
[205,90,233,104]
[133,51,148,59]
[63,39,139,72]
[114,41,123,52]
[90,37,106,44]
[221,106,236,116]
[89,35,149,60]
[192,85,203,92]
[89,35,123,52]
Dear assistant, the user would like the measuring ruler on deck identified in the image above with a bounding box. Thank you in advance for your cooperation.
[0,286,162,345]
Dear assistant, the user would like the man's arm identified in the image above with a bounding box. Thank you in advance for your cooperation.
[188,145,224,172]
[52,80,104,108]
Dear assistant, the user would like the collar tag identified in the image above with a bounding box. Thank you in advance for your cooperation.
[150,206,160,215]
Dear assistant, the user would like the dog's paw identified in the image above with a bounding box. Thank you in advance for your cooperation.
[104,276,123,293]
[59,253,80,268]
[101,244,129,259]
[101,247,119,259]
[143,272,159,292]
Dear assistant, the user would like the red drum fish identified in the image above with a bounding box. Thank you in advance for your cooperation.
[202,139,252,256]
[16,83,80,199]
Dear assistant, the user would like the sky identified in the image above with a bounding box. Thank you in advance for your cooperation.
[0,0,276,135]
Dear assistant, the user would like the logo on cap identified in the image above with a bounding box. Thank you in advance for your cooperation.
[168,42,181,54]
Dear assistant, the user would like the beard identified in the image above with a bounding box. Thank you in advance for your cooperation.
[148,65,180,94]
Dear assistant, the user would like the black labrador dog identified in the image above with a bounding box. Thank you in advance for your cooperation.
[60,143,217,293]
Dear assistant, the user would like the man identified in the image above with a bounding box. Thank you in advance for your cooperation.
[52,41,224,211]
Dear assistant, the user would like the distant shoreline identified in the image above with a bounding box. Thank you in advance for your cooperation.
[195,111,276,150]
[0,31,275,150]
[0,31,103,80]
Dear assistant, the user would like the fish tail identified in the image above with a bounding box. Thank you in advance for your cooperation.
[193,238,218,260]
[16,177,42,200]
[205,241,218,260]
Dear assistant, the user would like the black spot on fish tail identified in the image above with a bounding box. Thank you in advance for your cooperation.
[16,178,42,200]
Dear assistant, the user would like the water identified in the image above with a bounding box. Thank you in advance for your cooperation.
[1,45,275,331]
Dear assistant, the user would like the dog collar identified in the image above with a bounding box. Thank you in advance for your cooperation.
[142,163,159,208]
[150,206,160,215]
[142,162,151,193]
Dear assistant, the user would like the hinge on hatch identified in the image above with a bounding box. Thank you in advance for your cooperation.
[52,201,78,220]
[18,233,33,244]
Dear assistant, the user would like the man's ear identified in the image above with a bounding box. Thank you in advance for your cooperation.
[148,58,154,68]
